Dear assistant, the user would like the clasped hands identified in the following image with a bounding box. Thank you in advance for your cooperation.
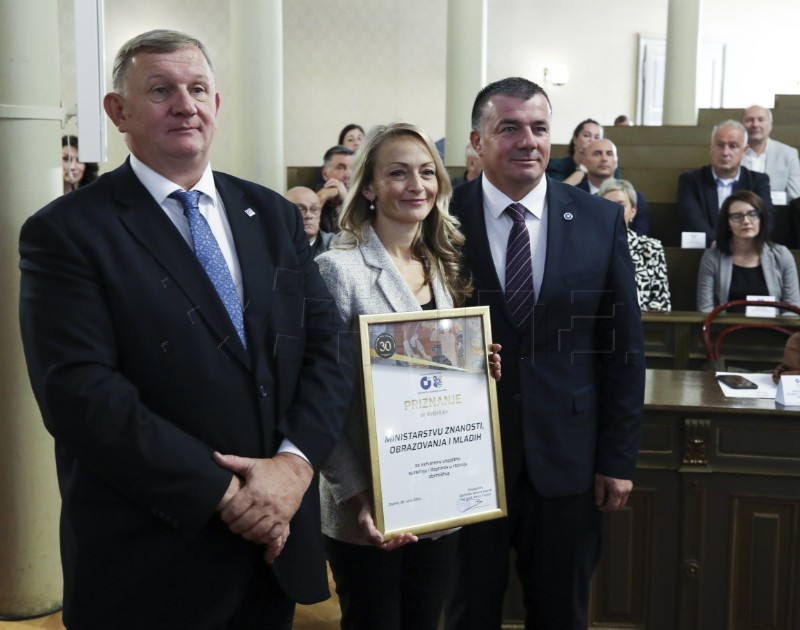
[211,345,500,563]
[214,451,313,564]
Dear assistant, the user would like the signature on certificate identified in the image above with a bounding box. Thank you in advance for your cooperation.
[457,496,485,512]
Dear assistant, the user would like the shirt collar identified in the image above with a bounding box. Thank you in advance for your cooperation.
[712,166,740,186]
[129,154,218,207]
[481,173,548,220]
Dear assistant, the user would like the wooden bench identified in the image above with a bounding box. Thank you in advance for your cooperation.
[642,310,800,371]
[606,123,800,148]
[662,246,800,312]
[698,107,800,127]
[606,122,800,204]
[650,205,796,248]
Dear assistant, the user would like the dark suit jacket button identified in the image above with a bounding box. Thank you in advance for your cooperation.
[259,385,268,398]
[513,393,521,402]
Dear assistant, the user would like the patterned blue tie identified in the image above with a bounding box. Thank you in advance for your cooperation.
[505,202,535,331]
[169,190,247,348]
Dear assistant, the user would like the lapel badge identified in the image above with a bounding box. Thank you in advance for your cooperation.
[244,208,256,217]
[563,211,574,221]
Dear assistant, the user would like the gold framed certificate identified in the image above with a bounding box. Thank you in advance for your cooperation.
[358,306,506,538]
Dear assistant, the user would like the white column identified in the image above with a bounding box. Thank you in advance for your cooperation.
[230,0,285,191]
[444,0,487,167]
[663,0,703,125]
[0,0,64,617]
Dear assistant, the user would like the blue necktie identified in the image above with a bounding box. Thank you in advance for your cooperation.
[505,202,534,331]
[169,190,247,348]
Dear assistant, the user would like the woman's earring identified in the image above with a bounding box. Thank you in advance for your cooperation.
[369,199,375,210]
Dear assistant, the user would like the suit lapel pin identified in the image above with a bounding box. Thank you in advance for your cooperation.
[563,211,574,221]
[244,208,256,217]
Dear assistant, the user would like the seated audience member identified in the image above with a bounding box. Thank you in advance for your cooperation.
[316,145,355,232]
[339,124,365,152]
[569,138,650,235]
[546,118,603,181]
[696,190,800,313]
[741,105,800,204]
[286,186,331,258]
[599,179,671,311]
[450,143,483,188]
[677,120,772,246]
[614,114,632,127]
[61,135,99,195]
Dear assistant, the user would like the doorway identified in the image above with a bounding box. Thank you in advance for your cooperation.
[636,35,725,125]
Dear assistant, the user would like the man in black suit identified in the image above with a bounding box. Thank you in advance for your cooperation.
[677,119,772,245]
[19,30,354,630]
[444,77,644,629]
[316,145,354,233]
[573,137,651,235]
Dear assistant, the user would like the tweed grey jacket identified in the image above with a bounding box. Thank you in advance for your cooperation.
[316,226,453,544]
[696,241,800,313]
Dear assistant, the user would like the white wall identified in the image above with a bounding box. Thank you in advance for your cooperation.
[58,0,232,175]
[483,0,668,147]
[284,0,447,167]
[703,0,800,108]
[57,0,800,174]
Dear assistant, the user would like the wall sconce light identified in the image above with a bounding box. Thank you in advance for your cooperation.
[544,64,570,87]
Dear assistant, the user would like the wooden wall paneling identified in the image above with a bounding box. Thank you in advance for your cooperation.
[727,497,798,630]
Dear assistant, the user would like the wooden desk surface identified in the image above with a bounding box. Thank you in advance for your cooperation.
[645,368,800,416]
[641,310,800,325]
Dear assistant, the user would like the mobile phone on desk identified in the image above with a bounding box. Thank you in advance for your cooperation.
[716,374,758,390]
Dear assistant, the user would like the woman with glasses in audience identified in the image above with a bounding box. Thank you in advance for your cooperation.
[696,190,800,312]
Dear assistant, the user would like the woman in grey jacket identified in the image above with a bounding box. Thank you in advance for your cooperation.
[697,190,800,312]
[316,122,499,630]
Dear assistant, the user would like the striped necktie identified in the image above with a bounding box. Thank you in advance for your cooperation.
[169,190,247,348]
[504,202,534,331]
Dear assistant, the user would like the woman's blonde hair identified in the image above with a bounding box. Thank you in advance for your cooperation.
[336,122,471,306]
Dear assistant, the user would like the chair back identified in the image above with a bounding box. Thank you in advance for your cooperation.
[701,300,800,362]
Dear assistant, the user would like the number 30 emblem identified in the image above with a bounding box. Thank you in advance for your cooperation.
[374,332,396,358]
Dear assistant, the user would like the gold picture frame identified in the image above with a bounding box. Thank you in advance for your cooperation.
[357,306,506,538]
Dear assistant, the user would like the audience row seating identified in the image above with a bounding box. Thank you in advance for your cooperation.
[650,202,800,248]
[665,247,800,311]
[288,96,800,371]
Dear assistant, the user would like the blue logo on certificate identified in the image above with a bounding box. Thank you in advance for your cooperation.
[419,374,445,392]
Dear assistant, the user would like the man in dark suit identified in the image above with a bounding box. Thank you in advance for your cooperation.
[315,145,354,233]
[19,30,354,630]
[573,137,651,235]
[444,77,645,629]
[285,186,332,258]
[677,119,772,246]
